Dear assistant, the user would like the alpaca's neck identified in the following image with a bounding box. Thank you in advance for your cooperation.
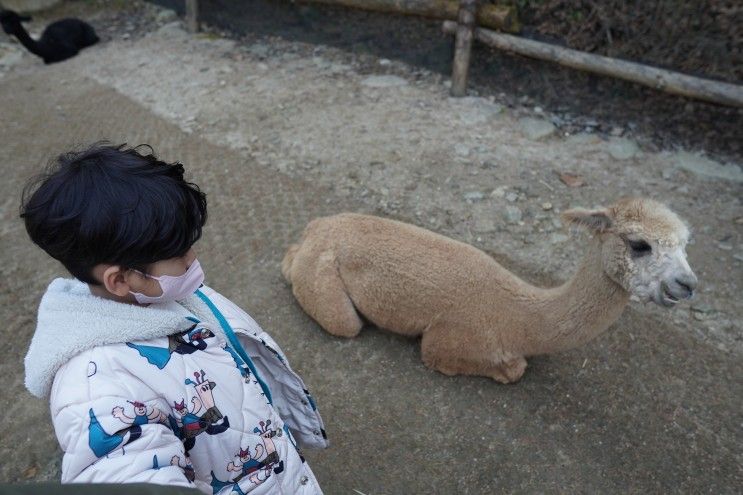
[523,239,630,356]
[9,24,44,57]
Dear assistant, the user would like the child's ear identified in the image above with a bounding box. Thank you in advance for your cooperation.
[561,207,613,234]
[101,265,131,297]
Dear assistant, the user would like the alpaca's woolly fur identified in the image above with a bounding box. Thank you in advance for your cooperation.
[282,197,697,383]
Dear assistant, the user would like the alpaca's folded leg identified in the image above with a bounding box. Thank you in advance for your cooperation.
[291,251,363,338]
[489,356,527,384]
[421,326,526,383]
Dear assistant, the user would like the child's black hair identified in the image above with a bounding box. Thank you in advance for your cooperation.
[20,142,207,285]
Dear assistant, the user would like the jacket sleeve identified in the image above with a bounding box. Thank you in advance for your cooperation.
[50,349,193,487]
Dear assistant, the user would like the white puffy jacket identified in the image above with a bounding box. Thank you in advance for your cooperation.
[24,278,328,494]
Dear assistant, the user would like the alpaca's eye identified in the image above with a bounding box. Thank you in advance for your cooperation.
[628,239,652,257]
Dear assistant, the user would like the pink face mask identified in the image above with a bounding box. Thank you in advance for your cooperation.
[129,259,205,304]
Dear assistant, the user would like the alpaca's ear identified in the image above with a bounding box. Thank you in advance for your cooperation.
[561,208,613,233]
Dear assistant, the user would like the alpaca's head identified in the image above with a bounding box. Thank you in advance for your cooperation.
[0,10,31,35]
[562,197,697,307]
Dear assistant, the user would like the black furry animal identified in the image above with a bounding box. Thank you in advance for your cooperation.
[0,9,99,64]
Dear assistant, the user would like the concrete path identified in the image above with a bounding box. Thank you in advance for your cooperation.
[1,52,741,495]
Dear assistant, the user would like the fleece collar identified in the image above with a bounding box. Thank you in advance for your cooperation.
[24,278,223,399]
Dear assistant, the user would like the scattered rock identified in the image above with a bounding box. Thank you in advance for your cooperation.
[518,117,556,140]
[504,205,522,224]
[449,96,502,126]
[454,143,471,157]
[558,172,585,188]
[566,133,601,146]
[607,137,640,160]
[361,75,408,88]
[674,151,743,182]
[156,21,188,39]
[541,202,553,210]
[155,8,178,24]
[691,304,715,314]
[0,42,23,69]
[505,192,519,202]
[490,186,507,198]
[248,43,270,59]
[717,242,733,251]
[463,191,485,201]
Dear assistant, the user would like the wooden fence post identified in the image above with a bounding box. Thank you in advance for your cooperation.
[185,0,200,33]
[450,0,478,97]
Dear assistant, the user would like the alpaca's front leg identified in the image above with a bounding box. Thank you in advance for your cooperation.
[421,325,527,383]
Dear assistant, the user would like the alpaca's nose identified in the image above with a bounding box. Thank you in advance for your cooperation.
[674,273,698,298]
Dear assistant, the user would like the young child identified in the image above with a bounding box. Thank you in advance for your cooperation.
[21,143,327,494]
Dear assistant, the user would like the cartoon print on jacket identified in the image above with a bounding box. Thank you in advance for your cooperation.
[153,454,196,483]
[170,369,230,453]
[88,408,142,458]
[112,400,166,426]
[88,399,169,458]
[126,324,215,369]
[211,420,285,493]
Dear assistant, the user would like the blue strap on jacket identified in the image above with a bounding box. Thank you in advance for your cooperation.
[194,289,273,404]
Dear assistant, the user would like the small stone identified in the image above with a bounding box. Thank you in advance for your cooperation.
[610,126,624,136]
[518,118,556,140]
[690,304,714,314]
[490,186,507,198]
[534,106,543,113]
[733,253,743,262]
[607,137,640,160]
[504,205,522,224]
[550,233,569,244]
[505,192,519,202]
[675,151,743,182]
[541,202,553,210]
[464,191,485,201]
[451,96,503,125]
[249,43,270,58]
[155,8,178,23]
[717,242,733,251]
[361,75,408,88]
[454,143,471,157]
[378,58,392,66]
[566,133,601,146]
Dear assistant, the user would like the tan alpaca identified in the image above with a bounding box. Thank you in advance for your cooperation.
[282,198,697,383]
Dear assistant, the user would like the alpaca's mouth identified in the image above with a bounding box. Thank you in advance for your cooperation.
[660,283,680,306]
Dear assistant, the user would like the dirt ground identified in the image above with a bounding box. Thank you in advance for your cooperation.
[0,1,741,493]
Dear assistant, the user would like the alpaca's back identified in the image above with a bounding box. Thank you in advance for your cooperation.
[284,213,532,337]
